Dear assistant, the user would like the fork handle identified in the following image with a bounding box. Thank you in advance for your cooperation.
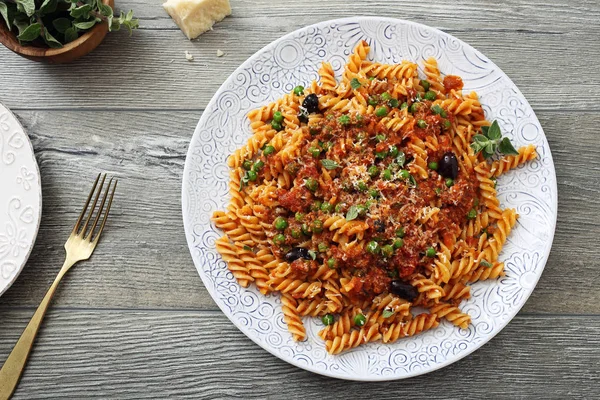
[0,261,72,400]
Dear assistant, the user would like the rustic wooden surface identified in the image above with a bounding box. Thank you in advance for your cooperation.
[1,0,599,397]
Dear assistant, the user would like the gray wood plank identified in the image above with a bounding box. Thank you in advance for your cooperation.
[0,109,596,314]
[0,0,599,110]
[0,310,598,399]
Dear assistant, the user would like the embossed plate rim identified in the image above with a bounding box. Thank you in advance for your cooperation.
[0,102,42,298]
[182,16,557,381]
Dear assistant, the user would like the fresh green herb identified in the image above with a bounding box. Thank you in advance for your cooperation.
[382,309,395,318]
[350,78,362,90]
[243,245,252,251]
[345,205,360,221]
[308,249,317,260]
[480,259,493,268]
[320,159,340,170]
[1,0,138,48]
[471,120,519,159]
[396,151,406,166]
[407,174,417,188]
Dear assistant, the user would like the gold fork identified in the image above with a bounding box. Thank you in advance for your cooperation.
[0,174,117,400]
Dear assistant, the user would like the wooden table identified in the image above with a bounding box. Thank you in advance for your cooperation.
[1,0,599,397]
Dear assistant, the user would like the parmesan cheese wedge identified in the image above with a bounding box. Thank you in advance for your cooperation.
[163,0,232,40]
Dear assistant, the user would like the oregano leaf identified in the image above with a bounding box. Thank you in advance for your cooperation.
[70,4,92,19]
[42,29,63,48]
[307,250,317,260]
[345,205,359,221]
[320,159,339,170]
[382,309,394,318]
[350,78,361,90]
[64,26,78,42]
[39,0,58,16]
[17,22,41,42]
[15,0,35,17]
[73,20,97,30]
[486,120,502,140]
[480,260,493,268]
[97,0,113,17]
[481,125,490,136]
[499,137,519,156]
[52,18,72,34]
[0,2,10,30]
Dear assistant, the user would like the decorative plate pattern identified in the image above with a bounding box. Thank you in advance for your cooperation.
[182,17,557,381]
[0,102,42,297]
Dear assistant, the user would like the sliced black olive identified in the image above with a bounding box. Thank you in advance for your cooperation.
[302,94,320,114]
[298,106,309,123]
[284,247,312,262]
[438,152,458,179]
[390,280,418,301]
[374,219,386,233]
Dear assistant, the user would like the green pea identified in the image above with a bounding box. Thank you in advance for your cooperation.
[263,145,276,155]
[369,189,380,198]
[308,146,321,157]
[271,120,283,131]
[417,119,427,129]
[396,151,406,166]
[445,178,454,187]
[381,92,392,101]
[399,169,410,180]
[242,160,253,171]
[334,203,345,213]
[424,91,437,101]
[366,240,380,254]
[354,313,367,327]
[273,111,284,123]
[368,165,380,178]
[295,212,305,222]
[318,242,328,253]
[305,178,319,192]
[273,217,287,231]
[253,160,265,171]
[327,258,336,269]
[435,187,442,195]
[321,141,332,151]
[357,204,368,216]
[381,244,394,258]
[389,145,399,158]
[400,102,408,110]
[338,115,351,125]
[322,313,334,326]
[443,119,452,130]
[246,170,258,181]
[290,229,301,239]
[376,134,386,142]
[396,227,405,238]
[428,161,438,170]
[311,201,322,212]
[301,223,311,236]
[368,95,379,106]
[320,202,334,213]
[474,198,480,207]
[273,233,286,246]
[467,209,477,219]
[425,247,436,257]
[393,238,404,249]
[388,162,399,172]
[357,181,368,192]
[375,106,388,117]
[420,80,430,91]
[409,103,419,114]
[375,151,387,159]
[293,85,304,96]
[388,98,399,108]
[312,219,323,233]
[431,104,445,116]
[382,169,392,180]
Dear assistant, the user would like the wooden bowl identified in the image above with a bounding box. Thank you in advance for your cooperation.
[0,0,114,64]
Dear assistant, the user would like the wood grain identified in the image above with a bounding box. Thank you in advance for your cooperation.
[0,110,596,313]
[0,0,598,110]
[0,310,598,399]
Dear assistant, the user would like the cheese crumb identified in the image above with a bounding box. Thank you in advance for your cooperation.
[163,0,232,40]
[185,50,194,61]
[216,49,225,57]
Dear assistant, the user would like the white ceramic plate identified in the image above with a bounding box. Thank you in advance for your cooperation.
[0,103,42,297]
[182,17,557,381]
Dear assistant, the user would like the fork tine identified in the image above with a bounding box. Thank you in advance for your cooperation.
[80,174,106,236]
[86,178,113,241]
[73,174,102,234]
[92,179,117,244]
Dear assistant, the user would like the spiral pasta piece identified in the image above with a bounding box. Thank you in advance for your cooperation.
[490,144,537,177]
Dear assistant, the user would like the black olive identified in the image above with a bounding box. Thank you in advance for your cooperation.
[390,280,418,301]
[438,152,458,179]
[298,107,309,123]
[302,94,320,114]
[374,219,386,233]
[284,247,312,262]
